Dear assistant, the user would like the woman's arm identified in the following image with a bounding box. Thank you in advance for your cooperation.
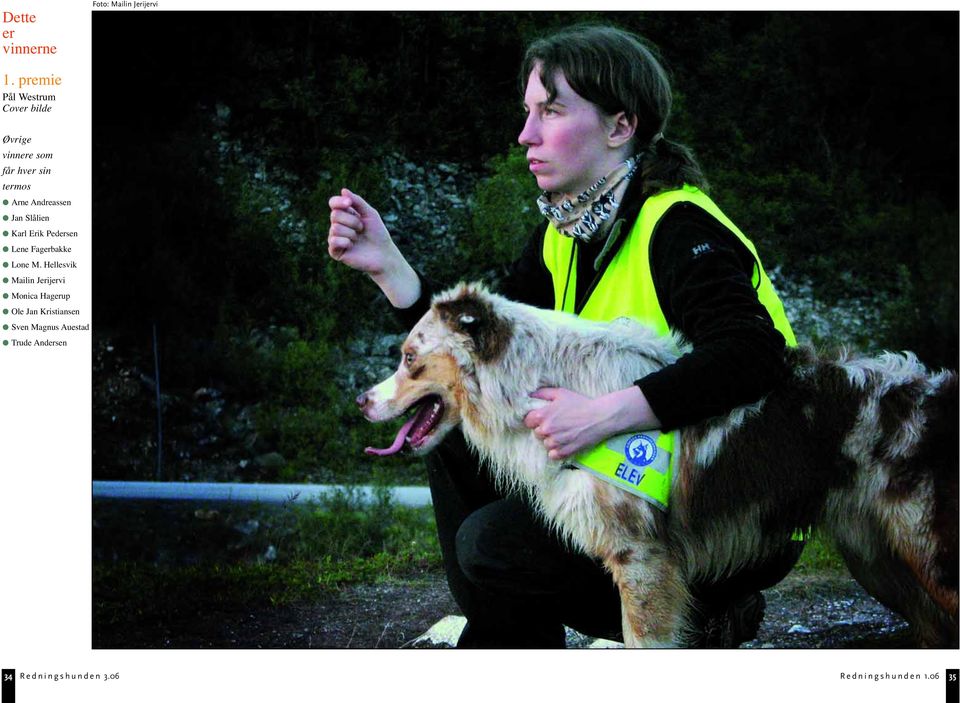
[328,188,422,308]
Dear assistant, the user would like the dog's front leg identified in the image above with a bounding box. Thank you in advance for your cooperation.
[607,544,688,648]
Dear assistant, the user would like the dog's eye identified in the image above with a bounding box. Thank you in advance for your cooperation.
[404,352,416,366]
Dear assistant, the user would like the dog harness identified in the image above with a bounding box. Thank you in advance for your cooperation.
[568,430,673,510]
[543,185,797,511]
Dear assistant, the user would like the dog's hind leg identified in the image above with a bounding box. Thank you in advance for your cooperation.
[606,543,688,648]
[827,493,959,648]
[835,535,957,647]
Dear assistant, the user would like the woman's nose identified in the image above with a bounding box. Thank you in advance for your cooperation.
[518,113,539,146]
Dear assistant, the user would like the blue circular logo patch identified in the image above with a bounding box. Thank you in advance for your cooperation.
[625,434,658,467]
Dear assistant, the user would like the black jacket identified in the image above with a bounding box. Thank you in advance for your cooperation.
[396,175,787,431]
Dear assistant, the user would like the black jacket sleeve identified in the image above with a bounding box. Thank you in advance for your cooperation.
[498,221,554,309]
[634,203,788,430]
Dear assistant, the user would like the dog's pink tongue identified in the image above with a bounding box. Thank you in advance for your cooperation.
[365,414,418,457]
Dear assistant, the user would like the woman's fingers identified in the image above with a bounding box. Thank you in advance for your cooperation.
[328,235,353,258]
[341,188,374,217]
[330,207,363,230]
[329,222,359,242]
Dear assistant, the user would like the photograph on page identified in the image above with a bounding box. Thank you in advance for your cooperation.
[89,8,957,662]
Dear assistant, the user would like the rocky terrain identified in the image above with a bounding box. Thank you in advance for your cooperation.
[93,569,911,649]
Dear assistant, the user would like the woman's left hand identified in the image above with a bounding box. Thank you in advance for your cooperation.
[523,385,661,461]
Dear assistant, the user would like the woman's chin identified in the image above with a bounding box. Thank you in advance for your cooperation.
[534,175,578,195]
[532,173,557,192]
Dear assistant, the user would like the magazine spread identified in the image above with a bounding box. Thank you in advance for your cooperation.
[0,2,957,701]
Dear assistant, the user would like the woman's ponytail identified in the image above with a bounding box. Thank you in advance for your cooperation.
[639,134,708,195]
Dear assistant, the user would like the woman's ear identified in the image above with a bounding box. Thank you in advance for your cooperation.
[606,112,638,148]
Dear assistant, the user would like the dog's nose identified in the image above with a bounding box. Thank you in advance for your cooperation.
[356,392,368,409]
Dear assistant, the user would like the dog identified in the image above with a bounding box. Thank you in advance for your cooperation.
[357,282,958,647]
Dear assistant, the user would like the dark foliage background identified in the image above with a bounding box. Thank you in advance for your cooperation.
[92,11,958,483]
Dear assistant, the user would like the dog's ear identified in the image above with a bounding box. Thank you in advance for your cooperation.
[434,293,511,363]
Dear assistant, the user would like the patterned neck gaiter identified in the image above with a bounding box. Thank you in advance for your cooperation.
[537,156,639,244]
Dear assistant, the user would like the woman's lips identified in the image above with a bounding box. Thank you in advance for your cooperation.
[528,159,547,173]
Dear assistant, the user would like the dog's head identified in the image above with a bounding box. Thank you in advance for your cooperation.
[357,283,513,456]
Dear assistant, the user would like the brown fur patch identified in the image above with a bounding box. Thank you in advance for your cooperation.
[678,354,865,542]
[434,292,513,363]
[423,354,457,381]
[675,424,704,508]
[613,501,644,540]
[594,485,627,544]
[594,484,661,545]
[391,352,462,424]
[448,370,484,439]
[613,549,634,565]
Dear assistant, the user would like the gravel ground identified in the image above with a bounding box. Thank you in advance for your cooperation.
[94,570,914,649]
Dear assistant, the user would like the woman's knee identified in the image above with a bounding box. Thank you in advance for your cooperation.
[455,505,503,587]
[454,500,540,589]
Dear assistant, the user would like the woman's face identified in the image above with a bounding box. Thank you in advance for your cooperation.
[518,66,621,195]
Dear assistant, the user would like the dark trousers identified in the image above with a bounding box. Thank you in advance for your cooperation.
[427,429,802,648]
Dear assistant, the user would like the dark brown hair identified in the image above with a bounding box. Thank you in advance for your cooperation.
[520,24,707,194]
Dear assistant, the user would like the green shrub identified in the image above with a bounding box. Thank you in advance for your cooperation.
[93,493,443,632]
[877,201,959,368]
[461,145,541,278]
[275,487,438,563]
[793,532,846,575]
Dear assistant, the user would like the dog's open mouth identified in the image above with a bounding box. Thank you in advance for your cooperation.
[365,395,445,456]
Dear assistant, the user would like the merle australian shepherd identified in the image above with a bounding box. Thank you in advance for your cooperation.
[358,283,958,647]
